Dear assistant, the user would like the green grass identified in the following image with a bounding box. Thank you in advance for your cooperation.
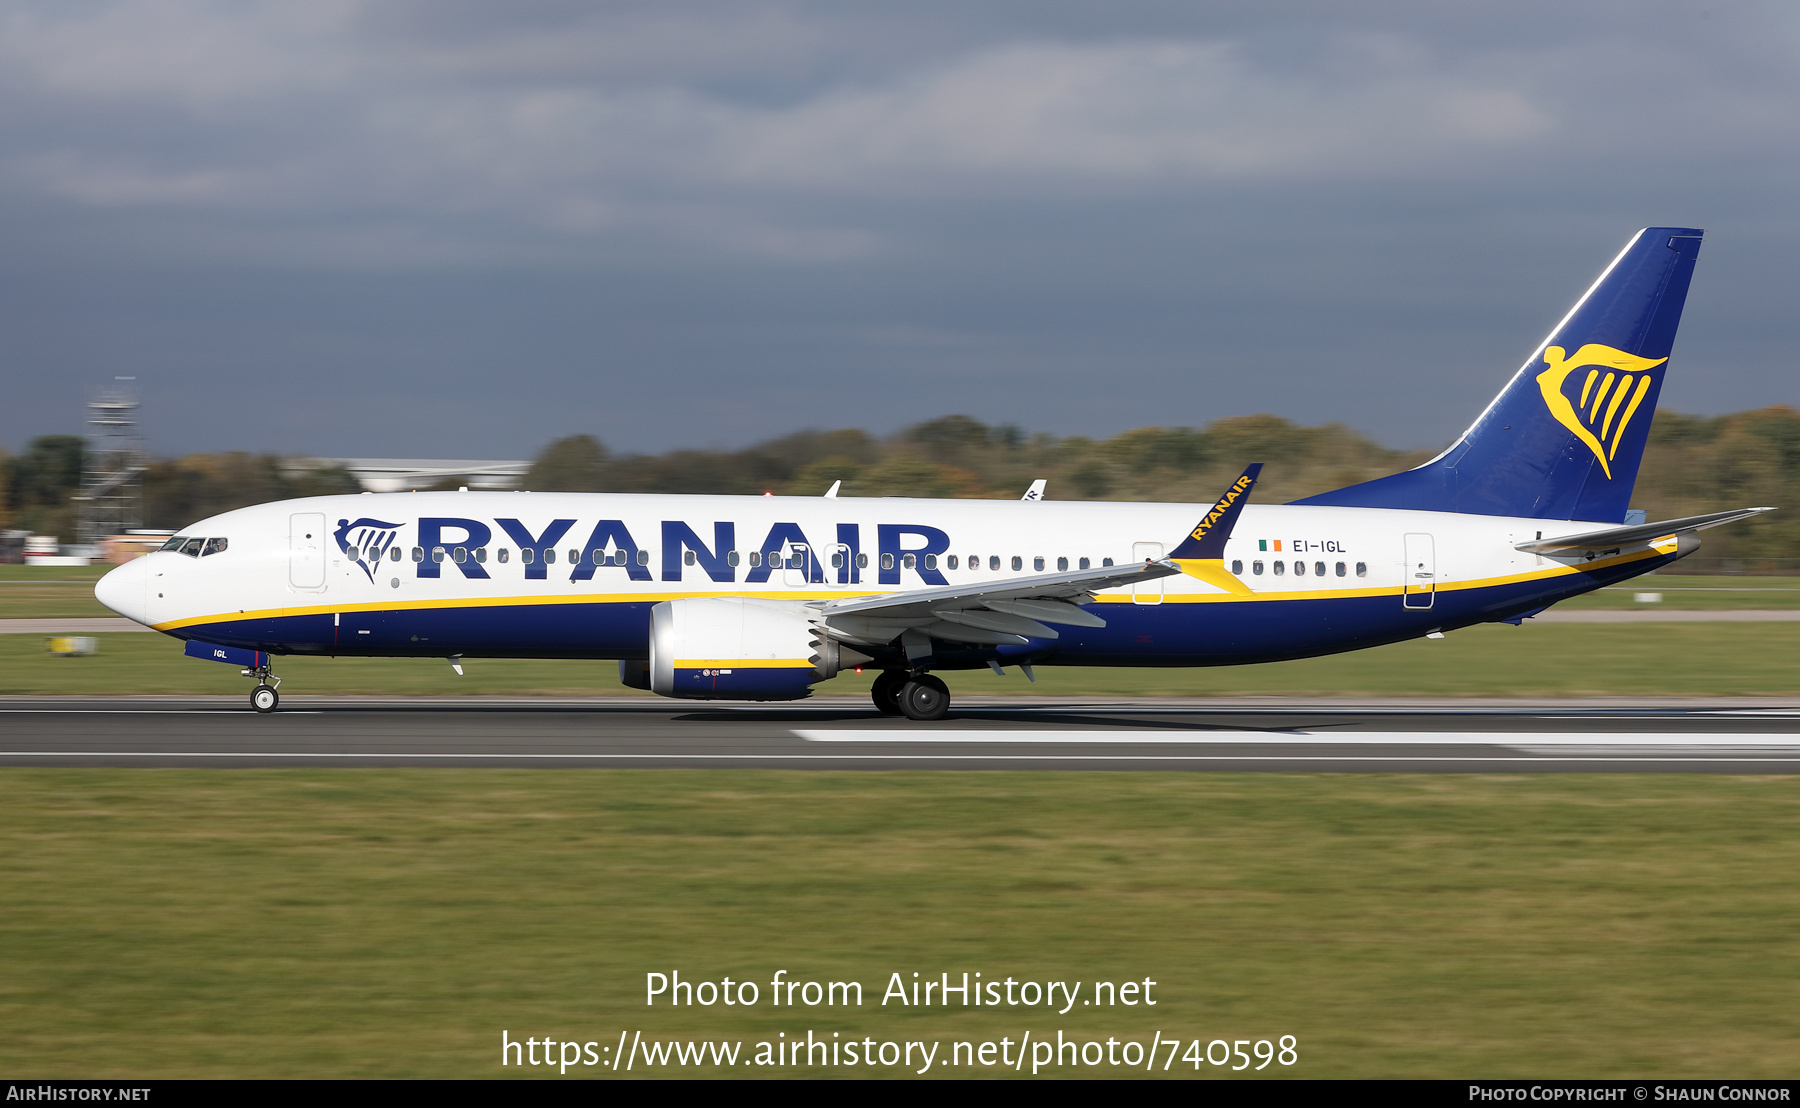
[0,565,111,618]
[4,622,1800,698]
[0,771,1797,1077]
[1565,574,1800,609]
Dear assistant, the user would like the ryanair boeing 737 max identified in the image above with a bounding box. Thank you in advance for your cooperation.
[94,228,1771,719]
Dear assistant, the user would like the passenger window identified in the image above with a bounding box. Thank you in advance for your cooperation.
[990,555,1001,570]
[544,549,556,564]
[567,549,578,564]
[1033,556,1045,571]
[857,553,868,569]
[1102,557,1113,567]
[1273,560,1285,575]
[1355,562,1367,577]
[902,553,916,569]
[520,548,534,564]
[637,550,650,566]
[412,547,424,562]
[1057,557,1068,571]
[475,547,487,563]
[1315,561,1325,577]
[748,551,760,567]
[684,550,696,566]
[1231,559,1243,574]
[1335,561,1345,577]
[1294,561,1305,576]
[1253,560,1264,575]
[765,550,781,567]
[881,553,895,570]
[727,550,740,567]
[432,547,446,563]
[1079,557,1090,570]
[1011,556,1023,571]
[454,547,468,563]
[498,548,509,563]
[947,555,959,570]
[832,551,845,569]
[924,554,936,570]
[390,546,402,562]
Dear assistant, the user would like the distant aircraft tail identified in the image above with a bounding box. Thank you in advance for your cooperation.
[1294,228,1703,523]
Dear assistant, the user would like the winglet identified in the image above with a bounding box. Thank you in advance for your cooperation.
[1169,464,1262,594]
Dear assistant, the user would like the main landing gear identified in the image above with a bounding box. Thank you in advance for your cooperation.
[871,670,951,721]
[243,661,281,714]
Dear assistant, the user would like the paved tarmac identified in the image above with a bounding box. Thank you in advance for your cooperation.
[3,695,1799,772]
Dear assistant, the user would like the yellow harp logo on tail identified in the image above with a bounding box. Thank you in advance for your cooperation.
[1534,344,1667,480]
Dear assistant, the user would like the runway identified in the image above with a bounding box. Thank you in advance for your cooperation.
[4,696,1800,771]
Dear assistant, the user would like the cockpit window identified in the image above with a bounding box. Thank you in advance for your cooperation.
[179,537,205,557]
[201,537,229,557]
[160,536,187,552]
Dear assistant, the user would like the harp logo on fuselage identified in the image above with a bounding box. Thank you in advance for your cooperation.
[1534,343,1668,480]
[334,517,402,582]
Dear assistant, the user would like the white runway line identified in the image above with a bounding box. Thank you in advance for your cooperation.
[0,709,322,715]
[794,729,1800,748]
[0,752,1798,764]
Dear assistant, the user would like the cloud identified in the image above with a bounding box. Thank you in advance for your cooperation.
[18,3,1794,263]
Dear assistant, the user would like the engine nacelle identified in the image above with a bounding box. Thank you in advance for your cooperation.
[648,598,867,701]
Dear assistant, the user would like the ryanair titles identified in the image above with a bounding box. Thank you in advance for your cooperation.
[339,517,954,586]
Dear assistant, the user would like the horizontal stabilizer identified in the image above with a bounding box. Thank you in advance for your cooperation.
[1514,507,1774,554]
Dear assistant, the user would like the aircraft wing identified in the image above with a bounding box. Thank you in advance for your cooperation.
[1514,507,1775,554]
[818,559,1178,646]
[816,465,1266,651]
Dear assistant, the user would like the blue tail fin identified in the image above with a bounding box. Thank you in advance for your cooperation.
[1294,228,1703,522]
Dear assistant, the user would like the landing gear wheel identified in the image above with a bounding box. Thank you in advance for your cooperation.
[898,674,951,721]
[251,684,279,713]
[871,670,907,716]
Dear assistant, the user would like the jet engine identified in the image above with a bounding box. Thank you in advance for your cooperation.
[647,597,870,701]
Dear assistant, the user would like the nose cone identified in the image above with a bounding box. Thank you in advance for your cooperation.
[95,557,150,625]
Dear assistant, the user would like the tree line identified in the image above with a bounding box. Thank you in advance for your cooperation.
[4,408,1797,563]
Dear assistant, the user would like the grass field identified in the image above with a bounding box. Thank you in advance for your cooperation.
[4,621,1799,698]
[0,770,1796,1078]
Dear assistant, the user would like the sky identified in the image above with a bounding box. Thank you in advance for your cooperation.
[2,1,1796,459]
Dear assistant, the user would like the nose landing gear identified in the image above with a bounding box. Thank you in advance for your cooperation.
[242,662,282,713]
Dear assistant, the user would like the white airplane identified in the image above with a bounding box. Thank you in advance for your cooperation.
[96,227,1769,719]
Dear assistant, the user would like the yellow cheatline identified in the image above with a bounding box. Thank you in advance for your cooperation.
[1097,542,1670,604]
[153,539,1677,631]
[150,589,856,632]
[1535,344,1667,479]
[675,659,812,669]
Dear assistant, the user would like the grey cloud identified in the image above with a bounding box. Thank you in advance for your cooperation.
[0,1,1795,460]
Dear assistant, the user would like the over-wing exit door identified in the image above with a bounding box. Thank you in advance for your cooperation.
[1403,532,1435,609]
